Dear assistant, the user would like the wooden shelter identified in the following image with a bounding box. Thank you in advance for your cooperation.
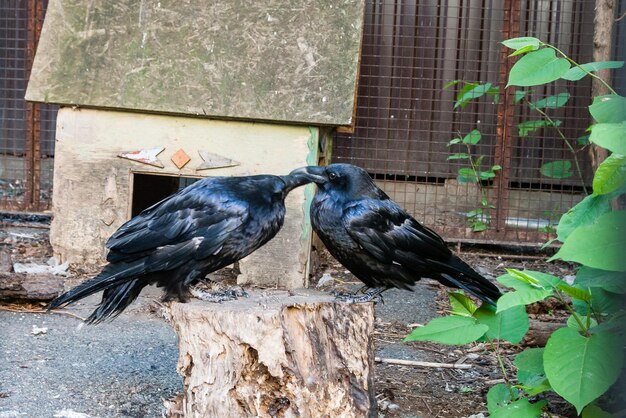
[25,0,365,289]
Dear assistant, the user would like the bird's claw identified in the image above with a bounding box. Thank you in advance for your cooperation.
[190,286,249,303]
[331,288,385,304]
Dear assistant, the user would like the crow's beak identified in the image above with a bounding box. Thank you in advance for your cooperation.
[288,166,328,185]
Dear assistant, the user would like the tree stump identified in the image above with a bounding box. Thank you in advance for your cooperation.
[165,289,376,418]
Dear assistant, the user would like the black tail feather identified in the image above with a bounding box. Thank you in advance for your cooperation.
[86,279,146,324]
[46,262,145,311]
[440,272,502,306]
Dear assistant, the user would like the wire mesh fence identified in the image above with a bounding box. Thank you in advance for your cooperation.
[334,0,624,245]
[1,0,624,242]
[0,0,56,212]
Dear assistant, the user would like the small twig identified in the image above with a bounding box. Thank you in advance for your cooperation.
[484,378,506,385]
[0,306,86,321]
[375,357,472,369]
[457,251,548,261]
[616,10,626,21]
[421,397,433,415]
[467,343,488,353]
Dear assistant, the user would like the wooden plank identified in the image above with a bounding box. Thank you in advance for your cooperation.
[25,0,365,127]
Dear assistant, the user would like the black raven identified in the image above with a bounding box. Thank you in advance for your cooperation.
[47,172,313,324]
[293,163,502,305]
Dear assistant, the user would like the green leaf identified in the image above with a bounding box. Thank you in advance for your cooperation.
[555,194,613,242]
[514,90,528,104]
[540,160,573,179]
[589,94,626,123]
[448,291,478,316]
[551,210,626,271]
[529,92,570,109]
[582,404,615,418]
[577,134,591,145]
[491,398,547,418]
[516,348,545,376]
[592,153,626,195]
[443,80,461,90]
[496,288,552,312]
[502,37,542,51]
[496,270,561,312]
[466,208,485,217]
[574,288,625,317]
[479,170,497,180]
[471,222,488,232]
[509,44,539,57]
[462,129,481,144]
[487,383,518,415]
[474,304,529,344]
[495,286,547,311]
[457,167,479,183]
[588,310,626,335]
[517,119,561,137]
[454,82,480,109]
[507,48,571,87]
[557,282,592,302]
[544,328,624,414]
[404,315,488,345]
[500,269,561,289]
[454,83,493,109]
[562,60,625,81]
[514,348,551,395]
[447,137,462,146]
[447,153,470,160]
[576,266,626,294]
[566,314,597,332]
[589,122,626,154]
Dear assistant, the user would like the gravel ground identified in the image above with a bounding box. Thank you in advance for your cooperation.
[0,289,181,418]
[1,218,583,418]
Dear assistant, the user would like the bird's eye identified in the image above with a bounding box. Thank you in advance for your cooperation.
[328,172,338,181]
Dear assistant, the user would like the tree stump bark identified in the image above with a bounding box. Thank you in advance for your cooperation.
[165,289,377,418]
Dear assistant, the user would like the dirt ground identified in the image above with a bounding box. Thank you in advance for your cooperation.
[1,216,584,418]
[311,245,579,418]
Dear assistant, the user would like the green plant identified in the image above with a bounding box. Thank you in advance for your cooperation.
[409,37,626,417]
[444,48,613,193]
[447,129,501,231]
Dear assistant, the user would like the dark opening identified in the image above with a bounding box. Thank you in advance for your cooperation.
[131,174,200,217]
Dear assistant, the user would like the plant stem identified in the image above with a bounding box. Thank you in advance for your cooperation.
[552,288,590,336]
[486,337,516,399]
[548,45,618,95]
[527,104,589,194]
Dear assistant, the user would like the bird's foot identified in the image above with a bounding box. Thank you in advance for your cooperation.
[331,287,386,304]
[190,285,249,303]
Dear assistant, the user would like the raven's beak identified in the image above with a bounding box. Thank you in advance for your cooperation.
[288,166,328,185]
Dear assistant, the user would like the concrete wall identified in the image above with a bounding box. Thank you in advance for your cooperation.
[51,107,318,289]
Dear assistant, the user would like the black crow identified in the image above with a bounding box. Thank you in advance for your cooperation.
[293,163,502,305]
[47,171,313,324]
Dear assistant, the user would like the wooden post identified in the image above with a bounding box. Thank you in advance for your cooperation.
[165,290,377,418]
[589,0,615,170]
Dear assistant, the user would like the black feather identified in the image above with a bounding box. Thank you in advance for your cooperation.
[297,163,502,305]
[47,172,313,323]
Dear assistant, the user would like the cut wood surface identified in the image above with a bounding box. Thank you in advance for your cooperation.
[165,289,377,418]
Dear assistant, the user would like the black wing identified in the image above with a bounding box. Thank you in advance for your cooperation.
[343,199,452,265]
[106,179,248,265]
[343,198,501,304]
